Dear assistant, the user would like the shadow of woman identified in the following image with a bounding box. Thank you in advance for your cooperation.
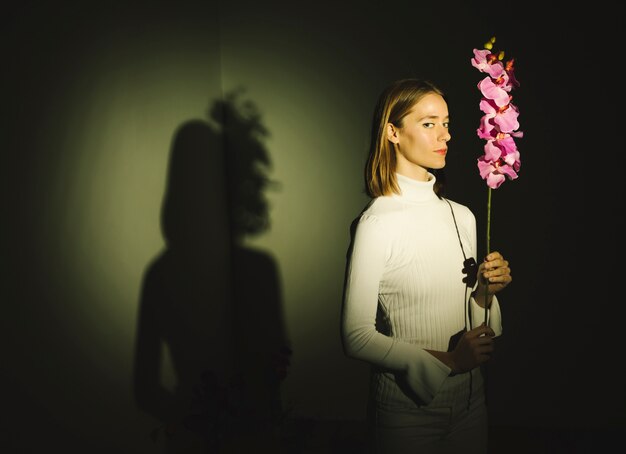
[133,90,291,453]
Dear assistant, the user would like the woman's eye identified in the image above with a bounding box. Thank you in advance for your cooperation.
[423,123,434,128]
[443,122,450,128]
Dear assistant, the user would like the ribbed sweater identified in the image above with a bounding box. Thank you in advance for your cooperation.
[341,173,502,409]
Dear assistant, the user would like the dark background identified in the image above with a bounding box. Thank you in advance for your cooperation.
[4,1,623,452]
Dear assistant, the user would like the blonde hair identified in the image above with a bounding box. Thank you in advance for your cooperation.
[365,78,446,198]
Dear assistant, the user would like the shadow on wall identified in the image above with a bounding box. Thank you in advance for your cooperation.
[133,90,291,452]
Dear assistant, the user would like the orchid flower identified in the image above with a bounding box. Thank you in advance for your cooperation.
[471,49,505,79]
[477,138,521,189]
[471,36,522,188]
[478,98,520,135]
[471,36,523,324]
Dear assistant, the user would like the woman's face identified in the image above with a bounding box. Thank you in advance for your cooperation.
[388,93,451,181]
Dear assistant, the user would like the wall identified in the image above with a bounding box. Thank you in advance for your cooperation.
[4,1,623,452]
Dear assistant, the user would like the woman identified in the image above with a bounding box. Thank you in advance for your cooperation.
[341,78,512,453]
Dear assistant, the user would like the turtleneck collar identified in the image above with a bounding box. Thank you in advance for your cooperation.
[394,172,438,203]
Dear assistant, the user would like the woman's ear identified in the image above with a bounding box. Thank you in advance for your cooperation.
[386,123,399,144]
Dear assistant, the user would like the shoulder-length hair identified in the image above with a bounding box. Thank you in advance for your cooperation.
[365,78,446,198]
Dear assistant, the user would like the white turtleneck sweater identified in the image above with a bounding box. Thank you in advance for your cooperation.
[341,173,502,409]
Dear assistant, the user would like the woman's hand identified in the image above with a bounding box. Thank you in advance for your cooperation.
[449,323,495,374]
[473,251,512,307]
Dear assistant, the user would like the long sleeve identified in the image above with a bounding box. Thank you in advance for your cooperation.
[341,214,450,404]
[470,296,503,336]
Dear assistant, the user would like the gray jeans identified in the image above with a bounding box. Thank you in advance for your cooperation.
[368,380,488,454]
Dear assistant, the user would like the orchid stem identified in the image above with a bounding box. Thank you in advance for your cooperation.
[484,187,491,326]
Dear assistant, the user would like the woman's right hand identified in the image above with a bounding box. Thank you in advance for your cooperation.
[449,323,495,374]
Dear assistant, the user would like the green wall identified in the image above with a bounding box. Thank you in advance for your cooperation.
[4,1,623,451]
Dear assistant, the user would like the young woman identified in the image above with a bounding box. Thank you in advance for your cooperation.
[341,78,512,453]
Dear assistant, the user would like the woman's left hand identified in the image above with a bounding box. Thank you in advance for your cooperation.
[476,251,512,296]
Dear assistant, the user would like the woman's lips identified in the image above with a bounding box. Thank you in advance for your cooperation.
[435,148,447,155]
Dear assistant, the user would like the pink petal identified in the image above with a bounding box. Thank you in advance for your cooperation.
[503,150,521,167]
[478,78,510,107]
[477,159,494,179]
[470,49,498,75]
[497,136,518,154]
[477,114,497,139]
[498,164,519,180]
[471,49,506,79]
[487,173,505,189]
[494,107,520,133]
[484,140,502,161]
[479,98,497,114]
[477,126,495,140]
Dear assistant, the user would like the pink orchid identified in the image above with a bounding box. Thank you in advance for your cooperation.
[478,98,520,134]
[472,47,518,92]
[471,49,505,79]
[471,36,522,325]
[478,76,511,107]
[483,138,521,169]
[477,139,520,189]
[471,37,522,189]
[477,113,497,140]
[477,158,515,189]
